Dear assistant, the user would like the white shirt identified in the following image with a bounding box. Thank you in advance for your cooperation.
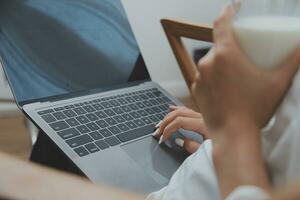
[148,71,300,200]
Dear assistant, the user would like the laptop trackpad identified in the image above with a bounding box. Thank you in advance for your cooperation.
[122,136,187,185]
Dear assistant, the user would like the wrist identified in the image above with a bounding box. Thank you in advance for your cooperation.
[213,116,260,142]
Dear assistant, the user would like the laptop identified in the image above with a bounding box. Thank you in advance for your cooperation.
[0,0,202,193]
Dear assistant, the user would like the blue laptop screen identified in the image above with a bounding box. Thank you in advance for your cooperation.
[0,0,150,103]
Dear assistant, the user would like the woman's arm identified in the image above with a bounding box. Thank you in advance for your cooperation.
[0,152,143,200]
[192,4,300,199]
[213,121,270,198]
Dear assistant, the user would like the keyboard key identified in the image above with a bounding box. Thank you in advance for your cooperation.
[101,102,113,108]
[85,143,99,153]
[125,121,138,129]
[152,106,161,113]
[74,103,84,107]
[105,136,121,146]
[149,115,160,123]
[86,113,98,121]
[117,98,127,105]
[105,118,117,126]
[145,108,155,115]
[141,117,153,125]
[58,128,80,140]
[143,101,152,107]
[63,110,77,118]
[136,102,145,109]
[104,109,116,116]
[95,120,109,128]
[150,99,159,105]
[159,104,168,111]
[134,119,145,127]
[53,112,67,120]
[76,116,90,124]
[110,100,120,107]
[74,107,87,115]
[117,124,155,143]
[133,95,143,101]
[156,113,165,120]
[128,104,139,110]
[38,109,54,115]
[76,125,90,134]
[125,96,135,103]
[92,103,104,110]
[66,134,93,148]
[95,111,107,119]
[90,131,103,140]
[74,147,89,157]
[117,123,130,132]
[83,105,95,113]
[95,140,109,150]
[108,126,121,135]
[121,105,131,113]
[66,118,80,127]
[115,115,125,123]
[139,110,148,116]
[146,92,155,98]
[139,94,148,100]
[49,121,69,131]
[99,129,112,137]
[153,90,163,97]
[41,114,56,123]
[54,107,64,111]
[130,111,141,119]
[112,107,124,114]
[86,122,100,131]
[65,105,75,109]
[122,113,133,121]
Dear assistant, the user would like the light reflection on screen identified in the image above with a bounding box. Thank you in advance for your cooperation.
[0,0,150,103]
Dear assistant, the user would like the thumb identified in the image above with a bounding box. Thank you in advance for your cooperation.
[175,138,201,154]
[276,47,300,85]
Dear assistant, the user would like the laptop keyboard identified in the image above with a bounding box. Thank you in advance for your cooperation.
[37,88,174,157]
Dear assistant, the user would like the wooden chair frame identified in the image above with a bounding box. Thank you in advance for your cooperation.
[161,19,213,91]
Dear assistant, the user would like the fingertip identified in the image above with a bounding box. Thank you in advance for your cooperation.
[184,139,201,154]
[152,128,161,138]
[158,136,164,145]
[155,121,162,128]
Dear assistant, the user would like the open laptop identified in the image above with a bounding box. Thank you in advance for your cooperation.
[0,0,202,193]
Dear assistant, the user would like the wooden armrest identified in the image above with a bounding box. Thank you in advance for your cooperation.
[161,19,213,90]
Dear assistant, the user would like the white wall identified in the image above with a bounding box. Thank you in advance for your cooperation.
[122,0,227,95]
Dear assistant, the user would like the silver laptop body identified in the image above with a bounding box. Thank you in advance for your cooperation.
[0,0,202,194]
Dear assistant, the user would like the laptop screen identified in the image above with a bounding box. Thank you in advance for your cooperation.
[0,0,151,104]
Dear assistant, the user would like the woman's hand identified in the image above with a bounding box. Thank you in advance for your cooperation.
[153,105,209,154]
[192,6,300,134]
[191,4,300,198]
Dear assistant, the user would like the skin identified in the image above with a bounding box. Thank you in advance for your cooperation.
[2,3,300,200]
[156,3,300,199]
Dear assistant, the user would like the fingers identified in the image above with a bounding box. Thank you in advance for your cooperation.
[213,4,235,45]
[160,117,207,142]
[155,107,202,137]
[175,138,201,154]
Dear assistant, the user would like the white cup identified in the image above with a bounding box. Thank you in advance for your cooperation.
[232,0,300,70]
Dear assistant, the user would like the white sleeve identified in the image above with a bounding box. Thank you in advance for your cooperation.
[225,186,270,200]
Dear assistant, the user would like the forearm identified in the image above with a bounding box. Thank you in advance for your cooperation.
[0,152,143,200]
[212,121,271,199]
